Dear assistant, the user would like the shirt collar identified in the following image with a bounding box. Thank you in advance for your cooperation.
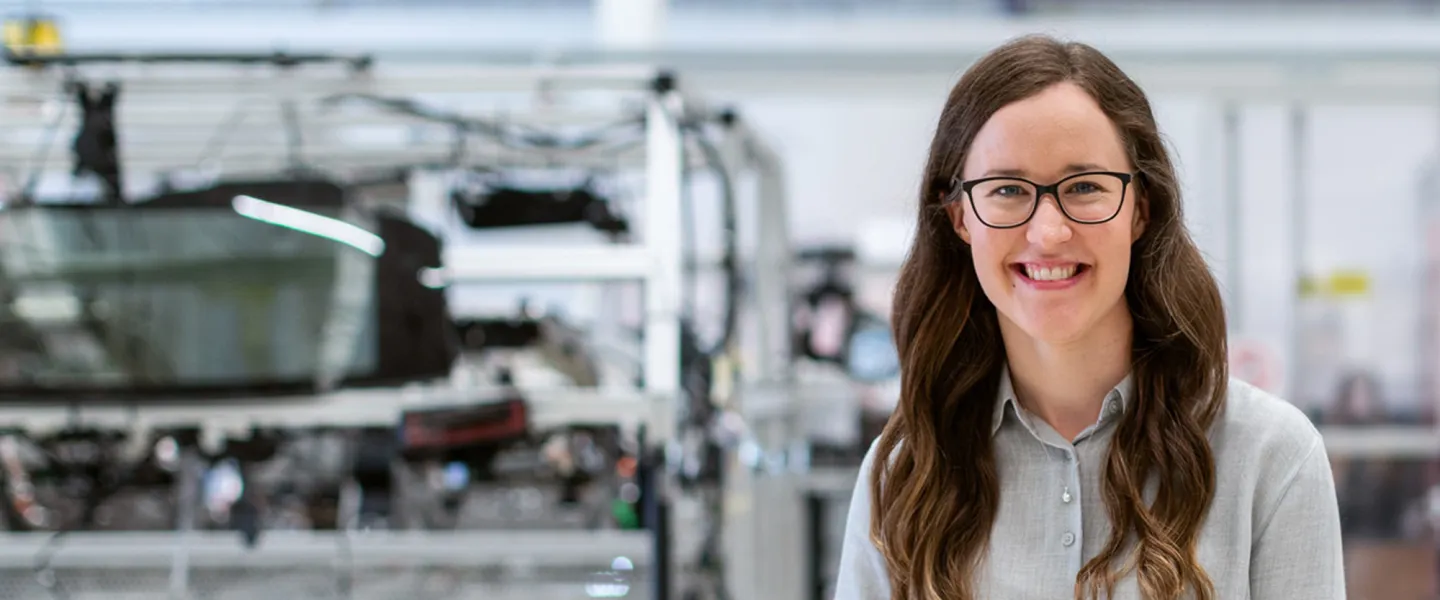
[989,363,1135,436]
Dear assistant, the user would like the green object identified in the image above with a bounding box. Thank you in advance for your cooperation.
[612,499,640,530]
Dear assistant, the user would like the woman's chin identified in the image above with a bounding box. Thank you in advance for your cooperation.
[1009,309,1094,345]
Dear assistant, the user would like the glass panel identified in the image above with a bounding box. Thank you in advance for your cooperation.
[0,205,379,389]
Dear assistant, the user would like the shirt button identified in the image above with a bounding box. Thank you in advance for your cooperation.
[1062,488,1073,504]
[1062,532,1076,547]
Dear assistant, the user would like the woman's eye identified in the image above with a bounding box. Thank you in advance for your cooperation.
[1068,182,1101,194]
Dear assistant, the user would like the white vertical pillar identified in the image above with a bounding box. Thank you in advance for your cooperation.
[643,88,684,404]
[1222,102,1244,333]
[641,83,684,600]
[595,0,668,49]
[1426,126,1440,418]
[749,130,794,384]
[1288,104,1310,404]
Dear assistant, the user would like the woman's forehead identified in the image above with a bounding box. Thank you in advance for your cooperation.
[963,83,1128,180]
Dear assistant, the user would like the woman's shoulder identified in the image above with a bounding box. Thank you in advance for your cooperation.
[1215,378,1323,447]
[1210,378,1327,488]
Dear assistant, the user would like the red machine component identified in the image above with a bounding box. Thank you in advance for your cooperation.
[400,398,529,451]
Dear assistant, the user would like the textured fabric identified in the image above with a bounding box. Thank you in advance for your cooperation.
[834,369,1346,600]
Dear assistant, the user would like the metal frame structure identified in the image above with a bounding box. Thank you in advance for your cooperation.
[0,62,671,175]
[0,529,654,569]
[0,530,655,600]
[0,58,694,436]
[0,385,666,436]
[0,57,797,600]
[0,59,700,401]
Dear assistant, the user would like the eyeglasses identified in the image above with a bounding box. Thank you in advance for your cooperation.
[947,171,1134,229]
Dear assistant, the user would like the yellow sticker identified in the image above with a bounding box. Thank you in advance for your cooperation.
[2,16,64,56]
[1327,270,1370,296]
[1297,270,1371,298]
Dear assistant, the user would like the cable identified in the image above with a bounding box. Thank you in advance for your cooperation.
[33,530,71,600]
[191,98,260,172]
[280,100,306,175]
[333,530,354,600]
[20,88,72,203]
[318,93,645,153]
[659,110,745,600]
[679,118,742,358]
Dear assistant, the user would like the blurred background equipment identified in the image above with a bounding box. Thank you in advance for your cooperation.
[0,47,794,600]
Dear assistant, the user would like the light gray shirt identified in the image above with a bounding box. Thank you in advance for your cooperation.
[835,369,1346,599]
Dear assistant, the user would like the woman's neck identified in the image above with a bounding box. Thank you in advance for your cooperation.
[1000,308,1134,441]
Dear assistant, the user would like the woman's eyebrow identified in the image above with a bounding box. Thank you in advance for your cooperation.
[981,163,1109,178]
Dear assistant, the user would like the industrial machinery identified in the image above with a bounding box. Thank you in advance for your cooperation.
[0,51,793,600]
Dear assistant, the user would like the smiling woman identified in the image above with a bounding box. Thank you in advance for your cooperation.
[833,35,1345,600]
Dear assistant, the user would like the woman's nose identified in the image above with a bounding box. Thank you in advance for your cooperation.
[1025,195,1073,247]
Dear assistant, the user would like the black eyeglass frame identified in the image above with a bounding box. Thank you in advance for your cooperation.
[947,171,1135,229]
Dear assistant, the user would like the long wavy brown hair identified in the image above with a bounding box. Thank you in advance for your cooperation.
[870,35,1229,600]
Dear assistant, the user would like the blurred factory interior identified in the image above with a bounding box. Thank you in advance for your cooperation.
[0,0,1437,598]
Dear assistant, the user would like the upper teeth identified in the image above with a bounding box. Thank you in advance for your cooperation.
[1026,265,1077,281]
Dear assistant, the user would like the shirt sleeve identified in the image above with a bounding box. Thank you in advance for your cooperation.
[1250,433,1347,599]
[833,440,894,600]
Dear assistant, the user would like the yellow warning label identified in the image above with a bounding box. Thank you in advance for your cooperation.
[1298,270,1371,298]
[2,15,63,56]
[1327,270,1371,296]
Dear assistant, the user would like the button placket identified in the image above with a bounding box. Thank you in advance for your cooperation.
[1061,449,1077,504]
[1060,448,1083,563]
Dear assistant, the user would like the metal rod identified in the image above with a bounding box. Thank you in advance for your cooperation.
[0,385,664,434]
[168,447,202,597]
[805,492,826,600]
[646,465,671,600]
[1425,67,1440,420]
[1289,103,1310,403]
[0,529,654,569]
[641,79,685,398]
[3,50,374,70]
[1223,102,1244,332]
[0,64,664,97]
[746,121,794,384]
[634,424,670,600]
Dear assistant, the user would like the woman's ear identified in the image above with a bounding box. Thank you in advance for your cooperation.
[944,196,971,244]
[1131,190,1148,243]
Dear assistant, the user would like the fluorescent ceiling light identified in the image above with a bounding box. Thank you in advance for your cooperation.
[231,195,385,257]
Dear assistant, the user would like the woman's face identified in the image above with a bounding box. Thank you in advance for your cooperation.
[945,82,1146,346]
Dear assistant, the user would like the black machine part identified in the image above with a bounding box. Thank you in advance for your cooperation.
[792,246,900,382]
[453,314,602,388]
[453,182,629,236]
[70,81,123,204]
